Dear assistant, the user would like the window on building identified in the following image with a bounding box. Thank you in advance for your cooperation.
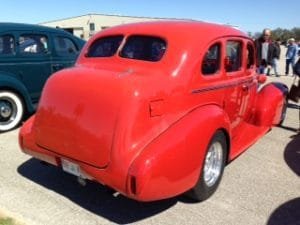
[120,35,166,62]
[89,23,95,31]
[87,35,123,57]
[201,43,221,75]
[54,37,78,56]
[19,34,48,54]
[0,35,15,55]
[225,41,242,72]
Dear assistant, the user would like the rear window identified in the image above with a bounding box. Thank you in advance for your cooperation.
[87,35,123,57]
[120,35,166,62]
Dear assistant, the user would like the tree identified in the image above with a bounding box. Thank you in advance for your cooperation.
[249,27,300,42]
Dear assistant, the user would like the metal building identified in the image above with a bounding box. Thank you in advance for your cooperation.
[40,13,165,40]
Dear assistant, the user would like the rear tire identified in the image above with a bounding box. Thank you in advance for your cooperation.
[185,131,227,202]
[0,91,24,132]
[279,98,287,125]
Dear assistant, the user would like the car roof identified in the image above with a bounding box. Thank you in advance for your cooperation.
[0,22,70,35]
[98,20,248,41]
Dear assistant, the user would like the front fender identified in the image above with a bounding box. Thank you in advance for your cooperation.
[127,104,230,201]
[0,73,34,114]
[252,82,288,126]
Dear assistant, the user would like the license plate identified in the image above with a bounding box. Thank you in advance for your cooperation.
[61,159,80,177]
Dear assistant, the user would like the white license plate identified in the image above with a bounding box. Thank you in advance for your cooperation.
[61,159,81,177]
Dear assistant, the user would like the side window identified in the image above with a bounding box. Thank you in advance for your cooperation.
[247,43,255,69]
[54,37,78,56]
[202,43,221,75]
[225,41,242,72]
[0,35,15,55]
[19,34,48,54]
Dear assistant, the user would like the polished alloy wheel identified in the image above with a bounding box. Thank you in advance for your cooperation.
[203,141,223,187]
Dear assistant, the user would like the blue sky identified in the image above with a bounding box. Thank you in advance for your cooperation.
[0,1,298,33]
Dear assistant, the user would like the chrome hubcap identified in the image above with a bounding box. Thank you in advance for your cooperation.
[0,99,16,123]
[204,141,223,187]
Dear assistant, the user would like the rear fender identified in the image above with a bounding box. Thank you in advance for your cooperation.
[0,73,34,114]
[252,82,288,126]
[127,104,230,201]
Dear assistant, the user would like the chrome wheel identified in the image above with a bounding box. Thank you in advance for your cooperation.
[203,141,223,187]
[0,91,24,132]
[186,131,227,202]
[0,99,16,123]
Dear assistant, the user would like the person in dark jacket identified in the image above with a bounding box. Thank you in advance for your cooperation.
[255,28,275,75]
[272,38,281,77]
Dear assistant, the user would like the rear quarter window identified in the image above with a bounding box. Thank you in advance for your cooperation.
[120,35,166,62]
[202,43,221,75]
[54,36,79,56]
[0,35,15,55]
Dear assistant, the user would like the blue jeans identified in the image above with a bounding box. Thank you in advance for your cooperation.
[286,58,296,75]
[272,58,279,76]
[258,65,270,75]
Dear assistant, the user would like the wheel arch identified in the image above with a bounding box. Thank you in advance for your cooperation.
[126,104,232,201]
[218,127,231,164]
[251,82,287,126]
[0,75,34,115]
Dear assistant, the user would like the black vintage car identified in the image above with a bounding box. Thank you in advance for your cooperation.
[0,23,85,131]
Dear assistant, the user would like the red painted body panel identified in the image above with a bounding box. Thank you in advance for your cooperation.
[19,21,286,201]
[251,83,285,126]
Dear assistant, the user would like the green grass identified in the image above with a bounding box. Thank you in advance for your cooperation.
[0,217,15,225]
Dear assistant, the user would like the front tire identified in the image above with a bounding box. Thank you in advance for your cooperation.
[0,91,24,132]
[186,131,227,202]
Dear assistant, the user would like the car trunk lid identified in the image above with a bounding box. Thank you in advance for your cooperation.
[34,67,126,168]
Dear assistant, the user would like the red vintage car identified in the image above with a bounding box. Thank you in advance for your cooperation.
[19,21,288,202]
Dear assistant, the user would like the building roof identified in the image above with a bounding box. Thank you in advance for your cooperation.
[39,13,192,24]
[98,20,246,40]
[0,22,68,33]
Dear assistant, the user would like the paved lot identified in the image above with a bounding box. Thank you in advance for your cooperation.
[0,47,300,225]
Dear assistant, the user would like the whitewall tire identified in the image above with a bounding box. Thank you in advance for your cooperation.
[0,91,24,132]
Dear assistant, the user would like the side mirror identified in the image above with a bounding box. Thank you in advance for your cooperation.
[257,74,267,84]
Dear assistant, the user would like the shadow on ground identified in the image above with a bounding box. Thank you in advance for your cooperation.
[284,135,300,176]
[287,103,300,110]
[17,158,181,224]
[279,103,299,133]
[267,198,300,225]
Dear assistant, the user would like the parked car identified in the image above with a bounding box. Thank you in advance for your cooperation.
[19,21,288,202]
[0,23,85,131]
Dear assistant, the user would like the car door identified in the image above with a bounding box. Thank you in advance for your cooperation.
[223,38,252,138]
[15,32,52,103]
[0,33,17,78]
[51,34,80,73]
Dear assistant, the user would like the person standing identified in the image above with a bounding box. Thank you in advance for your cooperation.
[285,38,298,76]
[255,28,275,75]
[272,38,281,77]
